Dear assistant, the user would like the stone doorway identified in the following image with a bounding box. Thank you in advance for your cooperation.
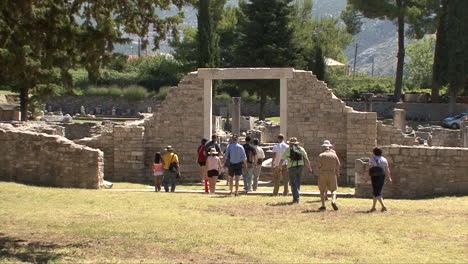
[197,68,293,138]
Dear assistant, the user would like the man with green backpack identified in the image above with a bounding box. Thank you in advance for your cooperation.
[279,137,312,204]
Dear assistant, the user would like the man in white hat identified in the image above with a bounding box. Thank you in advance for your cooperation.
[317,140,341,211]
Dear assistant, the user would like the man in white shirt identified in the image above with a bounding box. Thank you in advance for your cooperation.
[252,138,265,191]
[271,134,289,196]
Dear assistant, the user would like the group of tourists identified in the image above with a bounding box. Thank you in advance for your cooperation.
[153,133,392,212]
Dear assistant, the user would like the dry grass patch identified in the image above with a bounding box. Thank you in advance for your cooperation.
[0,182,467,263]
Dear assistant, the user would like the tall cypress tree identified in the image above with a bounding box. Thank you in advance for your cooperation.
[196,0,226,68]
[445,0,468,109]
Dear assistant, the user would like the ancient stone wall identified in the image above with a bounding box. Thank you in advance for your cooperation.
[64,122,113,140]
[113,126,145,182]
[428,127,460,147]
[76,125,145,183]
[355,145,468,198]
[286,71,376,185]
[143,73,205,180]
[76,132,114,181]
[377,121,416,146]
[0,124,103,188]
[345,111,378,184]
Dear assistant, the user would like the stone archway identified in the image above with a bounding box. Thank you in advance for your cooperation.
[144,68,377,184]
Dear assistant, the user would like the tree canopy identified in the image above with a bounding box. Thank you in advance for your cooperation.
[0,0,191,120]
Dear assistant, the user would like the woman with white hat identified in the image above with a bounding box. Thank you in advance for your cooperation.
[206,148,222,194]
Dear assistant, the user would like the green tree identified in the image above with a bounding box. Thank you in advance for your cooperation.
[236,0,299,120]
[429,0,467,106]
[292,0,351,75]
[0,0,191,120]
[170,27,198,72]
[445,0,468,109]
[343,0,431,102]
[406,35,435,89]
[196,0,227,68]
[313,45,326,81]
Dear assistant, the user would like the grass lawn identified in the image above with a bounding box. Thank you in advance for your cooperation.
[254,117,280,123]
[112,181,355,193]
[0,182,467,263]
[0,90,18,96]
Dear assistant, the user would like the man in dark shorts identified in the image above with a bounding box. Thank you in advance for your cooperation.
[224,135,247,196]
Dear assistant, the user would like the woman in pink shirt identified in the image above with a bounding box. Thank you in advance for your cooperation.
[206,148,222,194]
[153,152,164,192]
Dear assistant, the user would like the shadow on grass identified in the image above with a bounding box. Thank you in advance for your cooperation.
[267,202,295,206]
[0,233,84,263]
[211,194,233,199]
[302,209,325,213]
[306,200,322,204]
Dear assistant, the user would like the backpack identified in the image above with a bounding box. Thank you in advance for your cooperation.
[369,157,385,177]
[290,145,302,162]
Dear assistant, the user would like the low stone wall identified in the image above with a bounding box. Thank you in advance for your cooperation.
[46,96,161,116]
[355,145,468,198]
[0,124,104,189]
[212,99,279,117]
[346,101,468,121]
[46,96,281,118]
[377,121,416,146]
[416,126,461,147]
[76,124,145,183]
[64,122,113,140]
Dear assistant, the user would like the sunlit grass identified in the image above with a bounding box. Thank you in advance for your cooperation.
[0,90,18,96]
[111,181,354,193]
[0,182,466,263]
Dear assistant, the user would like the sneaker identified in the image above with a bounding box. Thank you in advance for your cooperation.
[331,202,339,211]
[367,208,376,213]
[381,207,387,212]
[292,200,299,204]
[319,206,326,211]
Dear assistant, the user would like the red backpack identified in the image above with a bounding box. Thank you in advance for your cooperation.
[197,145,207,162]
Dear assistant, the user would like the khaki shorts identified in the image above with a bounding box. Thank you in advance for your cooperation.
[318,172,337,192]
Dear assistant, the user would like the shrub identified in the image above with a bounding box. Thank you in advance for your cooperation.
[240,90,257,101]
[122,85,149,102]
[155,87,171,100]
[85,86,113,96]
[215,92,231,100]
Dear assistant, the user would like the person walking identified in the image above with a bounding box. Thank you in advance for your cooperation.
[252,139,265,191]
[368,147,392,212]
[224,135,247,196]
[271,134,289,196]
[322,140,336,154]
[206,148,222,194]
[279,137,312,203]
[242,136,257,193]
[162,146,180,192]
[205,134,221,156]
[197,138,209,191]
[317,140,341,211]
[153,152,163,192]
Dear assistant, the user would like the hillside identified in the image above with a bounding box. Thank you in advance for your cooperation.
[117,0,402,76]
